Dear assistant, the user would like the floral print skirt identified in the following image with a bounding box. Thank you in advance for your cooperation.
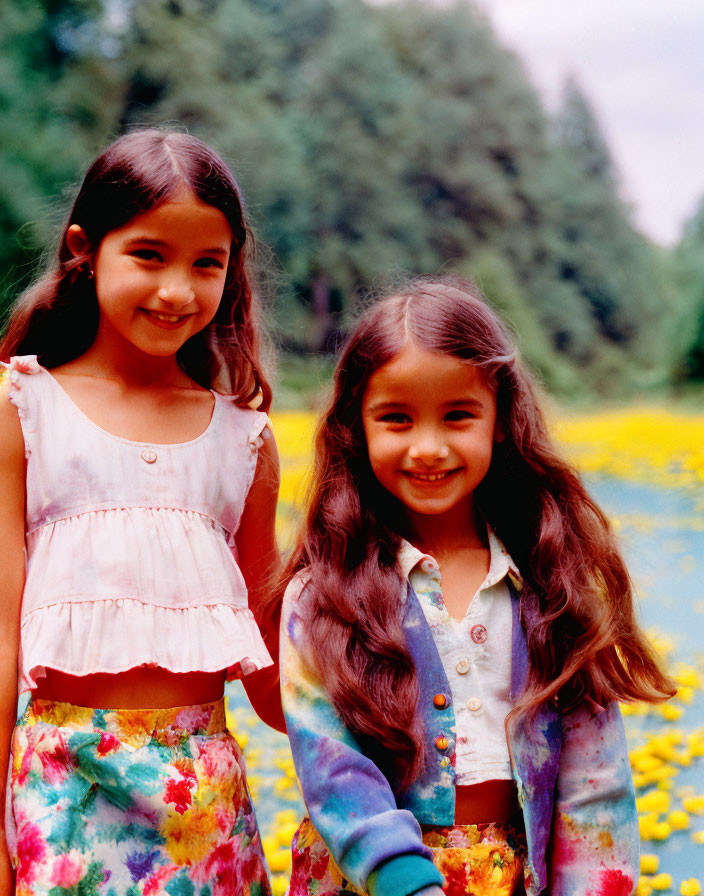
[8,698,271,896]
[290,816,525,896]
[422,822,526,896]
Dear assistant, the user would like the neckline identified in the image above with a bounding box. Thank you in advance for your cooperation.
[40,365,219,448]
[399,528,520,584]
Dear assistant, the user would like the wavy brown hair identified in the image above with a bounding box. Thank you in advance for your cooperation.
[0,129,271,409]
[285,274,674,788]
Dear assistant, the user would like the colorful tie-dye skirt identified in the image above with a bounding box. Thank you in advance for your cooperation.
[290,816,526,896]
[7,698,271,896]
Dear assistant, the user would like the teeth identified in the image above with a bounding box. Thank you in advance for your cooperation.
[409,472,450,481]
[148,311,183,322]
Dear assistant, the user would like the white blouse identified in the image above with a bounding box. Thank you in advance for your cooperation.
[6,355,273,693]
[399,529,521,785]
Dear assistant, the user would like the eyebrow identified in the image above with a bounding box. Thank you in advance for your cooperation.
[123,237,230,257]
[366,397,486,412]
[444,398,486,410]
[365,400,410,413]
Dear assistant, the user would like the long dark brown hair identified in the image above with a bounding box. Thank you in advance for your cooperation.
[0,129,271,409]
[285,274,674,788]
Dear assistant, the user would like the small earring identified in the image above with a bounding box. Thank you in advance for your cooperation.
[87,268,94,279]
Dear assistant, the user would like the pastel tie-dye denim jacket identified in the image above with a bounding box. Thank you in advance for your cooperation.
[281,573,639,896]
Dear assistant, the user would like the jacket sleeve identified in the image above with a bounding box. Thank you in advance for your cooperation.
[280,576,443,896]
[548,698,639,896]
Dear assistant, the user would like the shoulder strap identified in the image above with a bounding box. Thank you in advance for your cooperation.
[2,355,44,458]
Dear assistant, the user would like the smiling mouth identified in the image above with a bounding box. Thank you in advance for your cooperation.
[141,309,192,327]
[403,470,458,482]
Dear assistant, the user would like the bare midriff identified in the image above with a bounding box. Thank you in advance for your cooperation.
[33,667,227,710]
[454,780,520,825]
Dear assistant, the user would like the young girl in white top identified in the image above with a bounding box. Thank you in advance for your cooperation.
[279,276,674,896]
[0,129,282,896]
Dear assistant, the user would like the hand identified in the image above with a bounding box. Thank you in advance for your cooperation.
[412,887,444,896]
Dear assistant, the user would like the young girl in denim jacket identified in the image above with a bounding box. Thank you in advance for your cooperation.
[280,276,674,896]
[0,130,283,896]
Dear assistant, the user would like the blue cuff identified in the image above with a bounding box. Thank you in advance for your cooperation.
[367,854,443,896]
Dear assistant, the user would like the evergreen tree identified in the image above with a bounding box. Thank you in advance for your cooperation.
[0,0,678,393]
[381,1,592,387]
[672,200,704,380]
[0,0,123,308]
[548,78,666,383]
[117,0,435,346]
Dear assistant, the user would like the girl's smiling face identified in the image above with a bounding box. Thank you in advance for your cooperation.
[361,342,499,530]
[68,190,233,359]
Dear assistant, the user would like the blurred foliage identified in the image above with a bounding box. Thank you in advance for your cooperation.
[672,200,704,381]
[0,0,696,396]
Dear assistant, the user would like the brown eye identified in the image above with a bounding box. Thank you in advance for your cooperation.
[130,249,162,262]
[380,412,411,424]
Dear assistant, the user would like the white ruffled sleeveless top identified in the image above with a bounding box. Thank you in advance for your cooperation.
[6,355,273,694]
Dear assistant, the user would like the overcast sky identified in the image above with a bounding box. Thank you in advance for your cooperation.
[473,0,704,245]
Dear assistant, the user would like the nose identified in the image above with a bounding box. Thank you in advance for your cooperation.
[157,276,195,307]
[408,427,449,463]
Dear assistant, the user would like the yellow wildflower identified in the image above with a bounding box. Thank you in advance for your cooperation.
[267,849,291,873]
[681,881,702,896]
[641,855,659,875]
[668,810,690,830]
[271,875,289,896]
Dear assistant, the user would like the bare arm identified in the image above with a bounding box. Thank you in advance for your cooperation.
[0,381,26,893]
[235,427,285,731]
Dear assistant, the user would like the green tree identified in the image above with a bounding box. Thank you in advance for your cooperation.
[547,78,667,385]
[0,0,124,309]
[0,0,676,395]
[671,200,704,380]
[113,0,436,346]
[381,1,597,388]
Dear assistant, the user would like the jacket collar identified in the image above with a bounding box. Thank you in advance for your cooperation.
[397,527,522,590]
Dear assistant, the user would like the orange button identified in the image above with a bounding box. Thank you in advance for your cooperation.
[433,693,448,709]
[434,735,449,752]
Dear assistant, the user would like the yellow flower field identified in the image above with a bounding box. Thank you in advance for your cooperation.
[553,407,704,497]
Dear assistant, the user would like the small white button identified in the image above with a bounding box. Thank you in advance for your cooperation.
[467,697,482,712]
[141,448,157,464]
[456,657,470,674]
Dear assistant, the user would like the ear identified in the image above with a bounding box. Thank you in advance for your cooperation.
[494,419,506,444]
[66,224,93,261]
